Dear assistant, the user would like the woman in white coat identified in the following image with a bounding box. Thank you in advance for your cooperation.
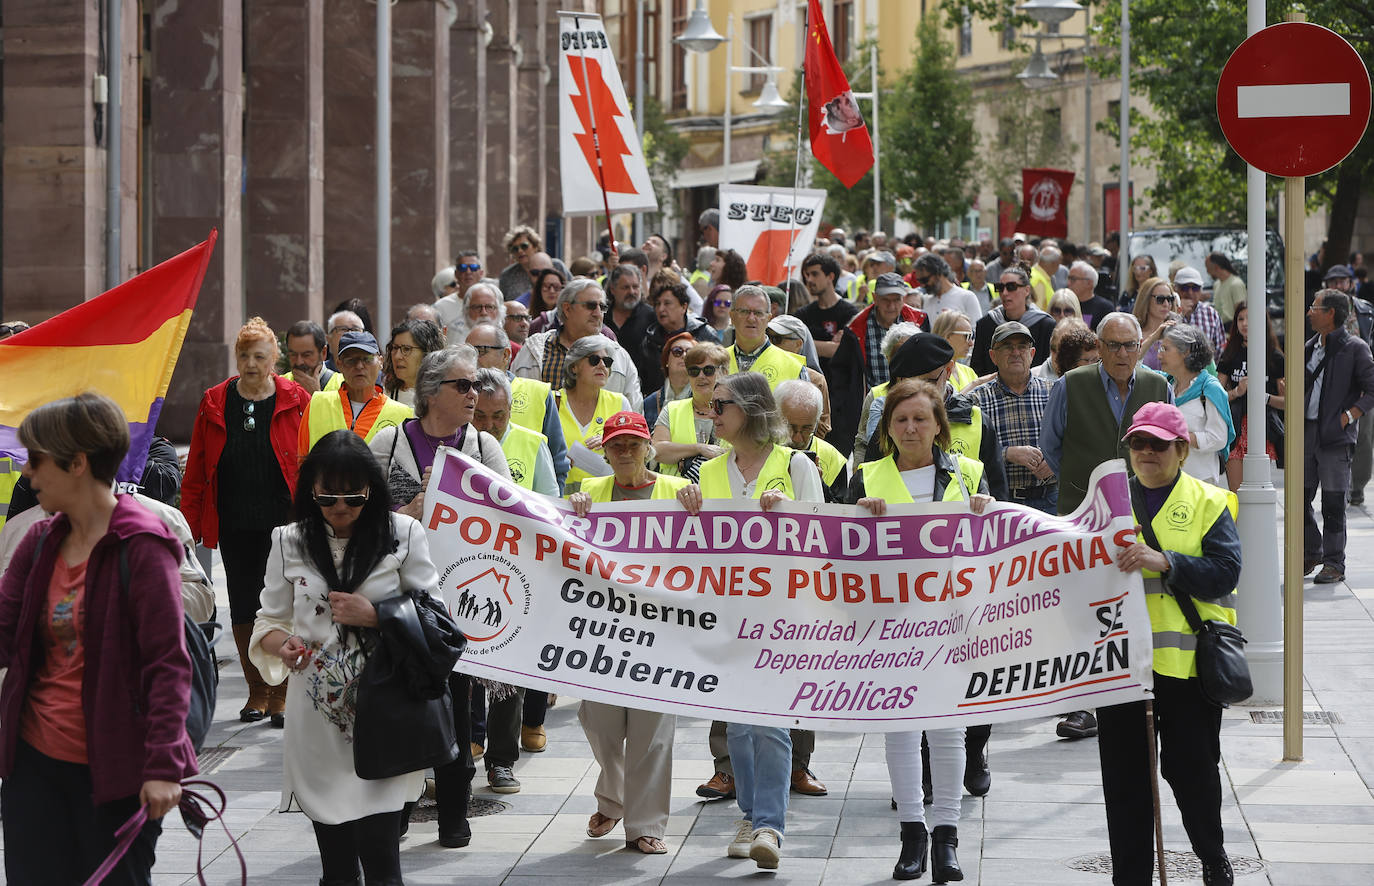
[251,429,441,886]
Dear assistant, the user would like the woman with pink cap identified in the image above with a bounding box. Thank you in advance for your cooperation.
[568,411,688,854]
[1104,401,1242,886]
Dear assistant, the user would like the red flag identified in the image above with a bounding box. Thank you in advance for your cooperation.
[804,0,874,188]
[1014,168,1075,238]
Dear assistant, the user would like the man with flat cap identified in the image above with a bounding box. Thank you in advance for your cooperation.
[968,322,1057,514]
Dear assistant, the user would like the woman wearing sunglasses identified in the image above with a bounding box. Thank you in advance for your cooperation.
[182,317,309,727]
[1132,276,1181,370]
[1103,402,1241,886]
[706,284,734,334]
[642,332,695,429]
[930,309,982,392]
[847,379,992,883]
[674,371,824,871]
[558,335,633,494]
[368,346,509,850]
[566,411,687,855]
[251,429,444,886]
[1156,325,1235,488]
[382,319,446,407]
[651,342,731,478]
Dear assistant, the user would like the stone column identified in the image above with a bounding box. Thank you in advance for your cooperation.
[243,0,324,328]
[391,1,450,310]
[322,2,377,326]
[484,0,518,270]
[450,0,487,272]
[149,0,244,440]
[2,0,104,319]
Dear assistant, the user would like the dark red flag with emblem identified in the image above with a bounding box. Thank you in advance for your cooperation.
[804,0,874,188]
[1014,168,1075,238]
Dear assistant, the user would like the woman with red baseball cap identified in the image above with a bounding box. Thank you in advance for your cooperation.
[567,411,689,855]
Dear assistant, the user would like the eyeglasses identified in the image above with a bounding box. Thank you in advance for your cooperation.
[471,343,506,354]
[686,364,721,378]
[469,303,499,315]
[1068,275,1093,283]
[439,377,479,394]
[388,344,420,356]
[507,313,530,322]
[994,341,1034,352]
[509,241,532,254]
[1127,437,1175,453]
[314,491,369,508]
[456,263,481,272]
[581,355,613,368]
[242,400,258,432]
[1000,282,1025,292]
[1099,339,1143,353]
[711,398,738,415]
[732,307,769,319]
[575,300,607,312]
[339,353,376,367]
[330,325,364,336]
[669,346,690,358]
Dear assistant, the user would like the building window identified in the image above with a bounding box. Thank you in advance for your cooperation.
[672,0,687,110]
[1001,17,1015,49]
[1043,106,1063,149]
[959,7,973,57]
[833,1,854,62]
[746,14,772,93]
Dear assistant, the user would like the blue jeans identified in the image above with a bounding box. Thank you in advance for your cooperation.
[1016,486,1058,514]
[726,724,791,833]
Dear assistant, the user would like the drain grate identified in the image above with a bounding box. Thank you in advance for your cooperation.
[1249,710,1343,725]
[407,795,509,822]
[1068,850,1265,877]
[197,746,241,774]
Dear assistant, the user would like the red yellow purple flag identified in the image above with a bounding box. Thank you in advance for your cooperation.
[0,231,217,486]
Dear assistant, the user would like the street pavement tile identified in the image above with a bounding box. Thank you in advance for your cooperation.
[1264,862,1374,885]
[665,853,828,883]
[1249,821,1374,844]
[1258,839,1374,864]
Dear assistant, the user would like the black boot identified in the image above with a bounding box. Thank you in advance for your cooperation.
[1201,856,1234,886]
[435,753,474,848]
[319,878,360,886]
[931,825,963,883]
[920,733,933,804]
[892,821,928,880]
[963,725,991,796]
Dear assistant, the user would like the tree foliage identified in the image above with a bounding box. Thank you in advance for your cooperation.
[885,14,979,230]
[978,85,1077,207]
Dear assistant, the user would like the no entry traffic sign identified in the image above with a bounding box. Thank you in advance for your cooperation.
[1217,22,1371,177]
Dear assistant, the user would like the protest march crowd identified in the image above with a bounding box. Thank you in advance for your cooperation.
[2,218,1374,886]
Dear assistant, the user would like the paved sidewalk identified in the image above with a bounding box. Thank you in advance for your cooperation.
[64,492,1374,884]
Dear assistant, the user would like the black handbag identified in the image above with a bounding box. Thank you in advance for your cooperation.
[1131,484,1253,707]
[353,591,465,780]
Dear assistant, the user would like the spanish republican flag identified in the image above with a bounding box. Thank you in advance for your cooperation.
[0,231,217,485]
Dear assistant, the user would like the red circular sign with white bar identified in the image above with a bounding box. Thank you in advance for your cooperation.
[1217,22,1371,177]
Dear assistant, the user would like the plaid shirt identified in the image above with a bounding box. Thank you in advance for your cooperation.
[1186,302,1227,356]
[735,339,770,372]
[539,335,571,390]
[968,374,1054,494]
[865,311,892,387]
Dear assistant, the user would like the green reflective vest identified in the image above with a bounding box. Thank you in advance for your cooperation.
[509,377,551,434]
[557,388,624,493]
[699,444,795,500]
[727,344,806,390]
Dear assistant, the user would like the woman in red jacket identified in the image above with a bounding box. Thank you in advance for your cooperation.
[181,317,308,725]
[0,392,198,884]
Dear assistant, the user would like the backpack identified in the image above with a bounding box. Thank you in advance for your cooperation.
[32,527,219,754]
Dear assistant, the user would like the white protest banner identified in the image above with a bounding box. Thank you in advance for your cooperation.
[425,453,1153,731]
[558,12,658,216]
[718,184,827,285]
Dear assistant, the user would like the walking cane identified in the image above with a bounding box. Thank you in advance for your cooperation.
[1145,699,1168,885]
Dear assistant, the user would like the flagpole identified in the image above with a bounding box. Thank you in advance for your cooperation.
[573,15,619,261]
[784,10,810,287]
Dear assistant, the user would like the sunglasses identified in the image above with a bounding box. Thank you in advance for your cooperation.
[1050,306,1075,316]
[686,364,721,378]
[712,299,732,308]
[669,346,690,358]
[1127,436,1175,453]
[471,343,505,354]
[581,355,613,368]
[767,332,801,345]
[456,263,481,272]
[439,377,479,394]
[314,491,369,508]
[242,400,258,432]
[711,398,737,415]
[575,300,608,312]
[507,313,530,322]
[509,241,532,253]
[1000,282,1025,292]
[1175,284,1201,293]
[1152,294,1176,305]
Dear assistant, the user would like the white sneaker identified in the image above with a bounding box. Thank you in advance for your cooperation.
[727,819,753,858]
[749,827,782,869]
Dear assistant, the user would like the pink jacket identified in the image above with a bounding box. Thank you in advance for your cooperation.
[0,496,198,803]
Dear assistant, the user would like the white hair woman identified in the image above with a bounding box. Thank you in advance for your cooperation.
[558,334,633,493]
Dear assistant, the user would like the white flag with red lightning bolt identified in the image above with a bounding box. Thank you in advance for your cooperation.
[558,12,658,217]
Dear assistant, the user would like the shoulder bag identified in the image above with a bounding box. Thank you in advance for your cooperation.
[353,590,465,780]
[1131,484,1253,707]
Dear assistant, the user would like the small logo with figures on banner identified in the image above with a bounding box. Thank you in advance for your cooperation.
[440,557,533,647]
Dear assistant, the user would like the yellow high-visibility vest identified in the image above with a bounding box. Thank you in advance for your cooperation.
[500,423,547,490]
[580,473,689,502]
[857,453,983,503]
[699,444,796,499]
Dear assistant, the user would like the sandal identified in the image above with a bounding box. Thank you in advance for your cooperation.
[627,835,667,854]
[586,812,621,838]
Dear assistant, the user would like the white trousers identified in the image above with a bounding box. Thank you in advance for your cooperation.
[885,728,964,829]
